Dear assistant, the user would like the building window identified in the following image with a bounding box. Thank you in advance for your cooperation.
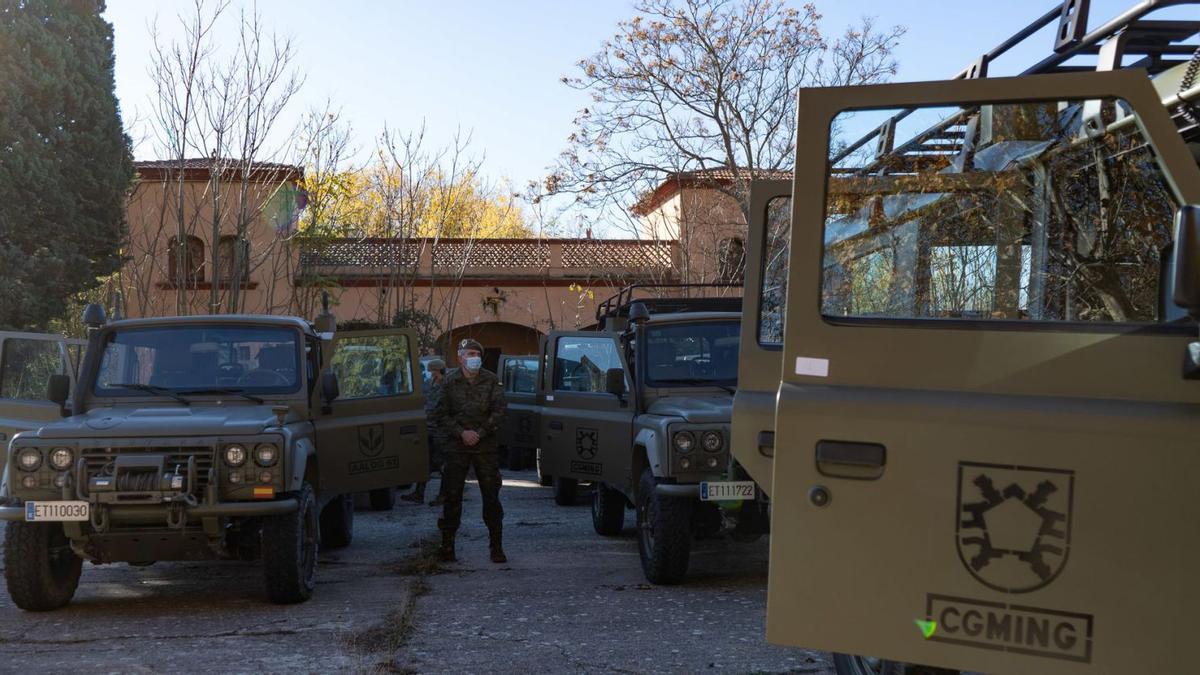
[718,237,745,282]
[168,235,205,283]
[217,235,249,283]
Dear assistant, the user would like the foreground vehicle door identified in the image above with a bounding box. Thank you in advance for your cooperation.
[314,329,428,495]
[731,180,794,497]
[768,70,1200,673]
[539,331,634,487]
[0,332,84,456]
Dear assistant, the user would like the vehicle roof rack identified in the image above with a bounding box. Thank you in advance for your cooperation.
[832,0,1199,177]
[595,283,743,330]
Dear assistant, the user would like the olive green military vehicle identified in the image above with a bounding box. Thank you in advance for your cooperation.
[0,304,429,609]
[539,285,768,584]
[498,354,540,471]
[733,1,1200,672]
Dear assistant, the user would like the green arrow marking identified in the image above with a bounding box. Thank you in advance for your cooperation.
[915,619,937,639]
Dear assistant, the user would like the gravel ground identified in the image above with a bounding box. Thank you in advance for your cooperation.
[0,471,831,674]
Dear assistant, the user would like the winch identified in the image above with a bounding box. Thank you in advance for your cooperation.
[88,454,197,505]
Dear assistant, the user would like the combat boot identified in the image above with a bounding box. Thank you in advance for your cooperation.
[439,528,456,563]
[401,483,425,503]
[488,527,507,564]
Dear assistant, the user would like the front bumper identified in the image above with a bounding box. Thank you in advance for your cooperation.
[0,498,298,523]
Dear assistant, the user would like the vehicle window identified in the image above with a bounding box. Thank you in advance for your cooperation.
[823,98,1179,326]
[553,337,623,393]
[332,334,414,399]
[644,321,740,387]
[503,357,539,394]
[0,338,64,400]
[759,197,792,344]
[95,326,302,395]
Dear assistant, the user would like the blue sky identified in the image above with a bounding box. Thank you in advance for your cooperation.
[103,0,1187,195]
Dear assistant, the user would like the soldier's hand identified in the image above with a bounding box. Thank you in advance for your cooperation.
[462,430,481,446]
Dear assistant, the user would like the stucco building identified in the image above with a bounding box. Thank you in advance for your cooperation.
[117,161,757,362]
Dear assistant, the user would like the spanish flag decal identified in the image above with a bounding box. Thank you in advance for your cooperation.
[253,486,274,499]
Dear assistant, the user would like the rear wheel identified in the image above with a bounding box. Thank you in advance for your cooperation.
[507,445,526,471]
[368,486,395,511]
[319,493,354,549]
[636,468,692,585]
[3,522,82,611]
[263,482,318,604]
[552,477,577,506]
[591,482,625,535]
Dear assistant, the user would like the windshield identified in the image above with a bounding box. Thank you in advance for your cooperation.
[94,325,302,397]
[643,321,740,388]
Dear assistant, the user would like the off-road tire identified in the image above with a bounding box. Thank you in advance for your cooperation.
[636,468,692,585]
[832,655,955,675]
[536,452,552,486]
[552,477,578,506]
[507,445,526,471]
[591,482,625,536]
[3,522,82,611]
[263,482,318,604]
[368,487,395,511]
[319,493,354,549]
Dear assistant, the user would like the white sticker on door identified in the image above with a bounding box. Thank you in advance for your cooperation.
[795,357,829,377]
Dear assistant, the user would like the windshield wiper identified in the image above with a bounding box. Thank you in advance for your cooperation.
[652,378,736,394]
[176,387,265,404]
[108,383,192,405]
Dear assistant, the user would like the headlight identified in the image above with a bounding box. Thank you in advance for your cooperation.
[224,444,248,467]
[49,447,74,470]
[672,431,695,453]
[254,443,278,467]
[701,431,723,452]
[16,448,42,472]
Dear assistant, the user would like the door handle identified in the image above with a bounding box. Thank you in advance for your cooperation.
[816,440,886,480]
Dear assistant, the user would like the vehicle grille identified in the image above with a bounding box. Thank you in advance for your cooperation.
[82,446,215,496]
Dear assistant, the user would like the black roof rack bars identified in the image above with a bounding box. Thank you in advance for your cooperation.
[831,0,1199,176]
[594,283,743,328]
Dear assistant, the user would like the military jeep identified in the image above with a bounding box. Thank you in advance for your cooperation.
[539,284,768,584]
[0,304,428,609]
[732,1,1200,673]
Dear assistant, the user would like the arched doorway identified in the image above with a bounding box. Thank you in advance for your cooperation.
[437,321,545,369]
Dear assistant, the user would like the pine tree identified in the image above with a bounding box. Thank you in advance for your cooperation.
[0,0,133,330]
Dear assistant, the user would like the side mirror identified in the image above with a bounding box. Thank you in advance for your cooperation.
[321,371,340,413]
[47,374,70,416]
[1173,205,1200,317]
[605,368,626,397]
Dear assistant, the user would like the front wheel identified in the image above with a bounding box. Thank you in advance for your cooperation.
[369,487,395,511]
[319,493,354,549]
[636,468,692,585]
[263,482,318,604]
[552,477,578,506]
[832,655,959,675]
[3,522,82,611]
[591,482,625,535]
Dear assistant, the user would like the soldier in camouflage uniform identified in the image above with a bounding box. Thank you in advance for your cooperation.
[435,339,508,563]
[402,358,447,504]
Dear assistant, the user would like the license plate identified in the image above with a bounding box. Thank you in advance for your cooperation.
[24,501,90,522]
[699,481,756,501]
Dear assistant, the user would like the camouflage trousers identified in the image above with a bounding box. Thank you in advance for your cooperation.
[438,450,504,535]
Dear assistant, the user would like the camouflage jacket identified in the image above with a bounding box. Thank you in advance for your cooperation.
[434,368,506,453]
[423,379,448,443]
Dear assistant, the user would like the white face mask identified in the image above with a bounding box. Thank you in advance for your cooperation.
[464,356,482,372]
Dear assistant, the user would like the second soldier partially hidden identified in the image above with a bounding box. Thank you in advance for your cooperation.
[435,339,508,563]
[402,358,447,505]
